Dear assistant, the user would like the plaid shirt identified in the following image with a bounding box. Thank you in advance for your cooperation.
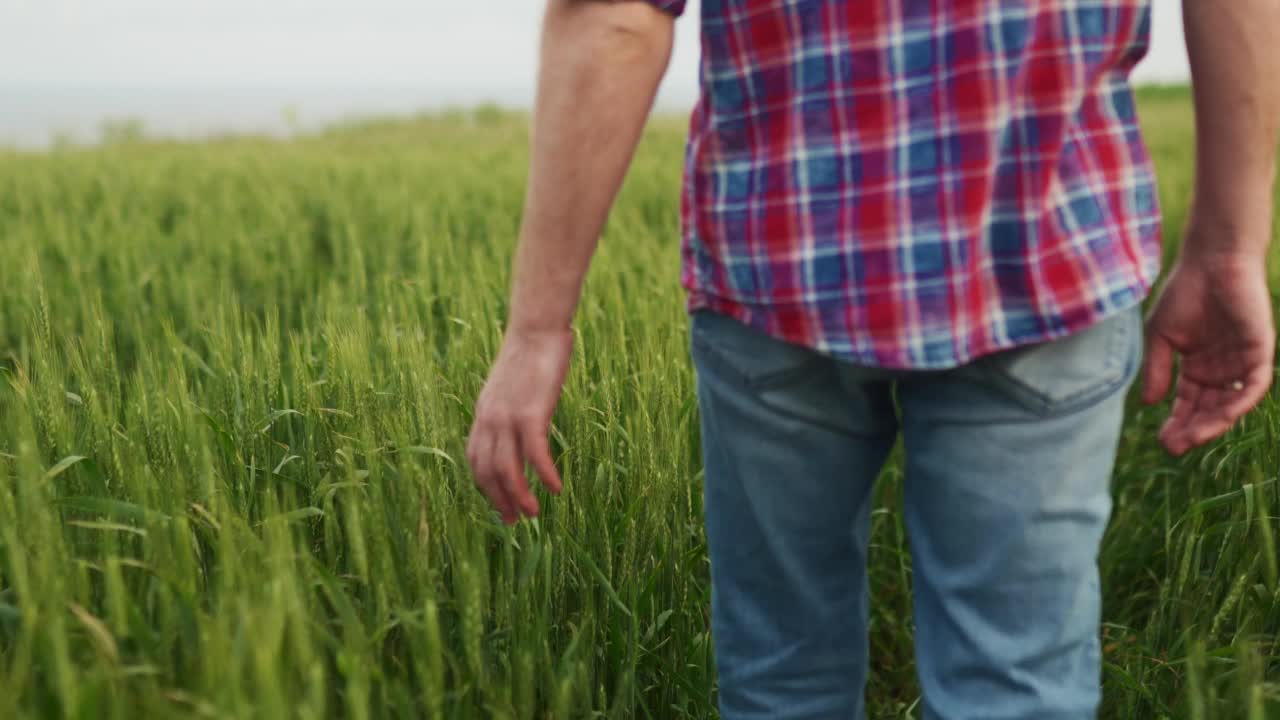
[644,0,1162,369]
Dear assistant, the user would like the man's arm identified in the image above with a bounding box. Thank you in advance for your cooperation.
[466,1,675,523]
[1142,0,1280,456]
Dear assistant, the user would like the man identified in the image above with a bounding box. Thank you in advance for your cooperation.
[466,1,1279,717]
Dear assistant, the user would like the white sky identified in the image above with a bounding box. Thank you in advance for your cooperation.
[0,0,1190,147]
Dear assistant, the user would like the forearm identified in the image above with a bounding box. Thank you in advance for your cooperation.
[1183,0,1280,257]
[508,1,674,334]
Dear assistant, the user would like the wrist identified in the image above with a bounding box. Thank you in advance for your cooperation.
[506,314,573,340]
[1176,243,1270,282]
[1189,176,1275,242]
[1179,204,1273,264]
[506,273,580,339]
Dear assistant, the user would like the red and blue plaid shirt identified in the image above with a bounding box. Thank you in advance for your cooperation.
[645,0,1162,369]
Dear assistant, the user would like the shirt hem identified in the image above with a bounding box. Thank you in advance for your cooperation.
[685,273,1158,372]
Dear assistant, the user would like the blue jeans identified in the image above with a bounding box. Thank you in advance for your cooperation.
[690,306,1143,720]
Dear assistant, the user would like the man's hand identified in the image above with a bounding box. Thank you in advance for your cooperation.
[1142,245,1275,456]
[1147,0,1280,457]
[466,326,571,524]
[464,1,674,521]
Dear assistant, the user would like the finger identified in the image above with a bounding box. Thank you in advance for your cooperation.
[1180,364,1274,451]
[1179,385,1235,452]
[1142,332,1175,405]
[469,428,518,523]
[519,421,563,495]
[494,429,540,520]
[1233,358,1276,420]
[1160,380,1201,456]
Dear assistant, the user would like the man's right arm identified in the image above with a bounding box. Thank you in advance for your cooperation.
[465,0,677,523]
[1141,0,1280,456]
[1182,0,1280,256]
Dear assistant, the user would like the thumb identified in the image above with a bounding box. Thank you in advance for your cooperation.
[1142,331,1175,405]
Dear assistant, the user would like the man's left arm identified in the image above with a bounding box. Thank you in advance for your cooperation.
[466,0,678,524]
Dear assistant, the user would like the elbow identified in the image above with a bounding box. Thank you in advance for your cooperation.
[596,1,675,42]
[548,0,675,63]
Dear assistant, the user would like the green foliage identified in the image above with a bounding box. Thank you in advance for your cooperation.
[0,90,1277,718]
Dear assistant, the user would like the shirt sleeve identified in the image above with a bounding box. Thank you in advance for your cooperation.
[638,0,686,17]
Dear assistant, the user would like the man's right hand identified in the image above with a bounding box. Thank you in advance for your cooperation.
[462,0,675,524]
[1142,239,1275,457]
[466,326,571,524]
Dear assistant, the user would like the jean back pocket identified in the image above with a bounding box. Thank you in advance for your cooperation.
[974,306,1143,417]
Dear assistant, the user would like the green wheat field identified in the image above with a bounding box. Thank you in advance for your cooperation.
[1,89,1277,718]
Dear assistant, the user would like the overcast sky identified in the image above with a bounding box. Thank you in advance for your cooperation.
[1,1,1191,147]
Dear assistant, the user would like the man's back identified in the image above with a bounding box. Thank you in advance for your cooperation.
[673,0,1160,368]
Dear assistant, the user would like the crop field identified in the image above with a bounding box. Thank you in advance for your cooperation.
[0,89,1277,718]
